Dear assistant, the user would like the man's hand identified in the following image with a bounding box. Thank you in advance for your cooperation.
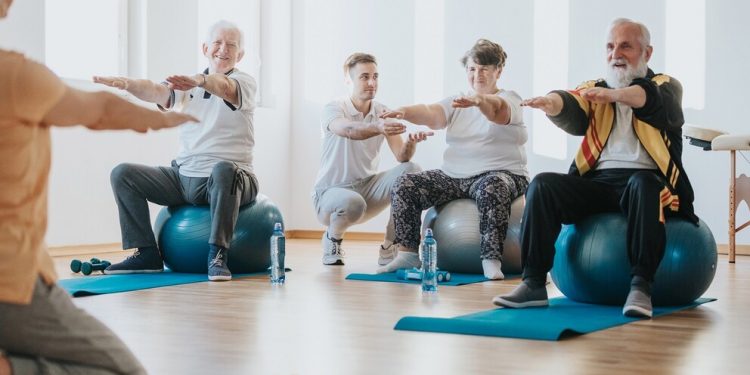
[452,95,480,108]
[165,74,203,91]
[521,94,563,116]
[406,131,434,143]
[580,87,619,104]
[378,120,407,136]
[93,76,130,90]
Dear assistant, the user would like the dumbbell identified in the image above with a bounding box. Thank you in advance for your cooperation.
[396,268,451,282]
[70,258,110,274]
[80,260,111,276]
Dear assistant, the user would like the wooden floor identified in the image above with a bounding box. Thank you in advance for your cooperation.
[55,240,748,375]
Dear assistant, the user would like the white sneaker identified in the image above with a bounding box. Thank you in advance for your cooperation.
[376,251,421,274]
[322,232,345,265]
[378,243,398,266]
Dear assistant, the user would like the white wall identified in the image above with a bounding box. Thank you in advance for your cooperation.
[289,0,750,246]
[2,0,749,246]
[1,0,291,246]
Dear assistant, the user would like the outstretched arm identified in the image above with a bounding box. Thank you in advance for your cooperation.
[452,94,512,125]
[329,117,406,140]
[93,76,171,108]
[165,73,240,106]
[381,104,448,130]
[43,86,197,132]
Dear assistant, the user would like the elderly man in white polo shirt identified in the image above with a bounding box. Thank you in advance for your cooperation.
[94,20,258,282]
[313,53,431,266]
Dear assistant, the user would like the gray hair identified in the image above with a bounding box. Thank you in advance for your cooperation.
[205,20,244,52]
[607,18,651,49]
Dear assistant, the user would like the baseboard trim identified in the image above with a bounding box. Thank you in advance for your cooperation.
[48,238,749,257]
[286,230,385,241]
[48,243,123,257]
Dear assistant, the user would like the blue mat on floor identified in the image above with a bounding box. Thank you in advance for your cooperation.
[58,270,275,297]
[394,297,715,340]
[345,272,517,286]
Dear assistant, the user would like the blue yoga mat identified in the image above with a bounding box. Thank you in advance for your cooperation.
[345,272,518,286]
[58,270,275,297]
[395,297,716,340]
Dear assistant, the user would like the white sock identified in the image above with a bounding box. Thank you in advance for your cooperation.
[482,259,505,280]
[376,252,421,274]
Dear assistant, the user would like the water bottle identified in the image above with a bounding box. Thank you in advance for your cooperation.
[421,228,437,293]
[270,222,286,284]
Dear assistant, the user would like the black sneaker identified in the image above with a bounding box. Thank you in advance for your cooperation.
[104,248,163,274]
[492,282,549,308]
[208,247,232,281]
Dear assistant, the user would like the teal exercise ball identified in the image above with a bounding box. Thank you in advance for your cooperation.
[422,197,524,275]
[551,213,717,306]
[153,194,283,273]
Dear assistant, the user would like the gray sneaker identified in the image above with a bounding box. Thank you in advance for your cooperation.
[378,243,397,266]
[492,282,549,308]
[322,232,345,265]
[208,248,232,281]
[623,288,653,318]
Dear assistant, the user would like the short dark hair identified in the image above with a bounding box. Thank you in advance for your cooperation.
[344,53,377,76]
[460,39,507,68]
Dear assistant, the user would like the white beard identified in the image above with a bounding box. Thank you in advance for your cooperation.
[605,56,648,89]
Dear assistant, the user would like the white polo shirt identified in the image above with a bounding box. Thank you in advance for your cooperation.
[313,97,388,192]
[166,69,257,177]
[439,89,529,179]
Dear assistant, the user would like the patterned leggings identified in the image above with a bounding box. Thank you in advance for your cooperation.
[391,169,529,260]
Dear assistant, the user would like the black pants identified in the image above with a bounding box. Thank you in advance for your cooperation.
[521,169,671,282]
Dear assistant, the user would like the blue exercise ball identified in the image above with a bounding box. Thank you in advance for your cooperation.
[551,213,717,306]
[422,197,524,275]
[153,194,284,274]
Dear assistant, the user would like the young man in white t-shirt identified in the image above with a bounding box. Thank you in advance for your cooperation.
[312,53,432,266]
[94,21,258,281]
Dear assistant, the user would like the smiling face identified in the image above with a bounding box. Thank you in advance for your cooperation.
[466,60,501,95]
[348,62,378,102]
[605,22,652,88]
[203,28,244,74]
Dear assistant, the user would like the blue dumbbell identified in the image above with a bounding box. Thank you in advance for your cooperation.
[396,268,451,282]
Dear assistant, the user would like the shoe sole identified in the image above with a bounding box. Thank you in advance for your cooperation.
[208,275,232,281]
[377,258,394,266]
[492,296,549,308]
[623,305,653,318]
[322,259,345,266]
[103,269,164,275]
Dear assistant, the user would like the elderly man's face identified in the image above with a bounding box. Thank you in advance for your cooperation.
[605,22,653,88]
[203,28,244,74]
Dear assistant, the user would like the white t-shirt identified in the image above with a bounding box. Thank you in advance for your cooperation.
[596,102,657,170]
[313,97,388,192]
[439,90,528,178]
[167,69,257,177]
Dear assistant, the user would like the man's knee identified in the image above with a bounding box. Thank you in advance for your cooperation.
[527,172,562,197]
[208,161,239,190]
[397,161,422,175]
[322,194,367,222]
[110,163,138,188]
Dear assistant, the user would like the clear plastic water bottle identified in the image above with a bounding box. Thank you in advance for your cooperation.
[421,228,437,293]
[270,222,285,284]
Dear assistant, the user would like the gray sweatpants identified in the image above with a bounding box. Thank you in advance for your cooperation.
[111,160,259,250]
[0,278,146,374]
[313,162,421,241]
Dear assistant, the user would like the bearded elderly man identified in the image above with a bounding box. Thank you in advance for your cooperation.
[492,18,697,318]
[94,20,258,281]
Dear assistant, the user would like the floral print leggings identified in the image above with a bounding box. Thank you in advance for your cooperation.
[391,169,529,260]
